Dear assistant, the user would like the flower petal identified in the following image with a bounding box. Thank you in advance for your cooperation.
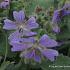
[11,43,32,52]
[52,23,60,33]
[63,10,70,16]
[41,49,58,61]
[39,34,58,47]
[52,10,61,23]
[9,30,37,39]
[10,37,35,44]
[22,30,37,36]
[63,3,70,9]
[34,55,41,62]
[20,50,34,59]
[3,19,17,30]
[20,37,35,43]
[9,30,36,44]
[27,17,39,29]
[0,1,9,8]
[13,10,25,22]
[8,31,22,42]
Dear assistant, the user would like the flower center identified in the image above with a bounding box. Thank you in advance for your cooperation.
[16,20,29,33]
[19,22,26,29]
[32,40,45,50]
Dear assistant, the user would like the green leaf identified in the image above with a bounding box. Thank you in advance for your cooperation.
[0,30,17,58]
[0,61,10,70]
[40,59,53,70]
[53,54,70,70]
[5,63,15,70]
[66,16,70,32]
[5,62,27,70]
[57,32,70,40]
[41,54,70,70]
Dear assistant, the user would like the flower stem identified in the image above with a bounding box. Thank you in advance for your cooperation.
[2,30,8,63]
[4,33,8,62]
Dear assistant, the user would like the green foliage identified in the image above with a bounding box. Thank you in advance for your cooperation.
[41,54,70,70]
[0,61,10,70]
[0,30,17,58]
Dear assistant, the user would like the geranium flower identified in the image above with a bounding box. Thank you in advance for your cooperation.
[0,0,10,9]
[3,10,39,37]
[52,9,70,23]
[51,4,70,33]
[10,34,58,62]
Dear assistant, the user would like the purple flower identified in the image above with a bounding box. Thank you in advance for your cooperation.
[3,10,39,36]
[52,4,70,33]
[52,10,61,23]
[52,9,70,23]
[39,34,58,47]
[10,34,58,62]
[0,0,10,9]
[21,49,41,62]
[38,34,58,61]
[51,10,62,33]
[52,3,70,23]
